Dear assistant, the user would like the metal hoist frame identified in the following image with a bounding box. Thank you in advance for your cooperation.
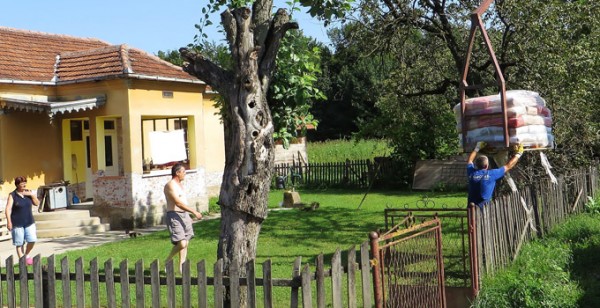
[459,0,509,151]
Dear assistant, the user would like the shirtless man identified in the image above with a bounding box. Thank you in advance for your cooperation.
[164,163,202,273]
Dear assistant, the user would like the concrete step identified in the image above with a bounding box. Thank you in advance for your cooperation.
[36,217,103,229]
[32,209,110,239]
[36,223,111,239]
[34,210,92,221]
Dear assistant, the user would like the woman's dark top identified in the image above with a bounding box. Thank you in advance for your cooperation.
[9,191,35,228]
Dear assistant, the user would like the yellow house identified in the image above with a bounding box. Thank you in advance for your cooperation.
[0,27,224,229]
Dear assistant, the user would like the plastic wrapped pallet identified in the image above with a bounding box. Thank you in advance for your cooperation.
[454,90,554,151]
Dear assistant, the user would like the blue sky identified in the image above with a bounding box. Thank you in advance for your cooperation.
[2,0,331,55]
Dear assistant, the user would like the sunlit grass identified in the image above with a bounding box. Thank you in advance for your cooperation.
[44,188,466,306]
[307,139,392,163]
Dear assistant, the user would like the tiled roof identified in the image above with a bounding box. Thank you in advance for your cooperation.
[0,27,202,84]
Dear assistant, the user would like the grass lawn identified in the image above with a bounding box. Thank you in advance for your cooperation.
[54,188,467,305]
[58,188,466,269]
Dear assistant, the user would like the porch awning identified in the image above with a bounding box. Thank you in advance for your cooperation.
[0,95,106,119]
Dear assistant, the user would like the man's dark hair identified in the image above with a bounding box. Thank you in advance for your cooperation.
[475,156,489,169]
[171,163,185,177]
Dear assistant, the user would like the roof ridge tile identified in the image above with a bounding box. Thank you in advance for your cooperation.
[120,44,134,74]
[0,26,110,45]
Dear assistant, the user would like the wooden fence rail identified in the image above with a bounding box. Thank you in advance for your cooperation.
[273,159,403,189]
[0,243,373,308]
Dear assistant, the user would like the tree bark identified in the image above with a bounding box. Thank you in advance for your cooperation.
[181,2,297,307]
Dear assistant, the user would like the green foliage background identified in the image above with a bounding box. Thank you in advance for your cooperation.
[314,0,600,187]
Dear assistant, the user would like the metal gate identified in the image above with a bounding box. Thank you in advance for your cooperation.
[370,215,446,308]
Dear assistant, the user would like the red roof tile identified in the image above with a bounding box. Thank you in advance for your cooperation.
[0,27,201,84]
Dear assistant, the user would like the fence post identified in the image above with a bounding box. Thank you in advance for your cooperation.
[342,158,350,184]
[531,185,544,238]
[290,257,301,308]
[369,231,383,308]
[42,266,49,308]
[467,203,480,298]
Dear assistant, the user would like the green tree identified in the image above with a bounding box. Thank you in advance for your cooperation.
[496,0,600,177]
[344,0,600,184]
[310,23,385,140]
[269,31,325,147]
[156,49,184,66]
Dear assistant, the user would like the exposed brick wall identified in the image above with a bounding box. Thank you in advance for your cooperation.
[91,168,208,229]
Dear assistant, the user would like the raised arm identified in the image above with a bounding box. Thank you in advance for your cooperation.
[504,144,524,172]
[23,190,40,206]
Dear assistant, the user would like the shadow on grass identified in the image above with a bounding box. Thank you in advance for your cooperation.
[572,243,600,307]
[288,188,467,199]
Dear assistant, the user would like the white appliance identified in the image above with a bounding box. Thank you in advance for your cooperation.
[46,185,68,210]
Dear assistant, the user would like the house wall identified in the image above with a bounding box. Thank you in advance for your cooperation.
[118,79,219,226]
[55,79,130,181]
[202,92,225,197]
[0,84,63,209]
[52,79,217,228]
[0,79,225,226]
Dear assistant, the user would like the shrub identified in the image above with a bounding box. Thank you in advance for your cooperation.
[473,240,582,308]
[584,196,600,214]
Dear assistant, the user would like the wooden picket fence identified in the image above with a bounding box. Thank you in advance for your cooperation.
[273,158,403,189]
[473,166,599,278]
[0,243,374,308]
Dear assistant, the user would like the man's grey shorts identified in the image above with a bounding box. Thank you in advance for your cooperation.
[166,211,194,244]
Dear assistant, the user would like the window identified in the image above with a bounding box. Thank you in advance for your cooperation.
[141,117,190,172]
[104,120,115,130]
[105,136,113,167]
[70,121,83,141]
[86,136,91,168]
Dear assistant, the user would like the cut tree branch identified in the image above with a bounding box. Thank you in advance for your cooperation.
[252,0,274,50]
[259,8,298,93]
[179,48,232,94]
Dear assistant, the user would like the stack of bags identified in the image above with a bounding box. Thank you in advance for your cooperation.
[454,90,554,151]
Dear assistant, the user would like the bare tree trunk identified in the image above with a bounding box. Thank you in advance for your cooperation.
[181,2,297,307]
[216,84,274,305]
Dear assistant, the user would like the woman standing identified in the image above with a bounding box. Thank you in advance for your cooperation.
[5,176,39,265]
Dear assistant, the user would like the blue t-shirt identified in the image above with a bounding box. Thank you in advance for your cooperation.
[467,163,506,206]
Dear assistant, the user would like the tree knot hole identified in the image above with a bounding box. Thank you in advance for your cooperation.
[246,183,255,195]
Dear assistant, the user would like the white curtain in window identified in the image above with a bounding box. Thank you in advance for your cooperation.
[149,129,187,165]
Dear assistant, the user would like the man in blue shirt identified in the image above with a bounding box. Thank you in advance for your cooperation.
[467,142,524,209]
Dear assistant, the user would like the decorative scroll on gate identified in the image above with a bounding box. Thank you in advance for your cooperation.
[370,215,446,308]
